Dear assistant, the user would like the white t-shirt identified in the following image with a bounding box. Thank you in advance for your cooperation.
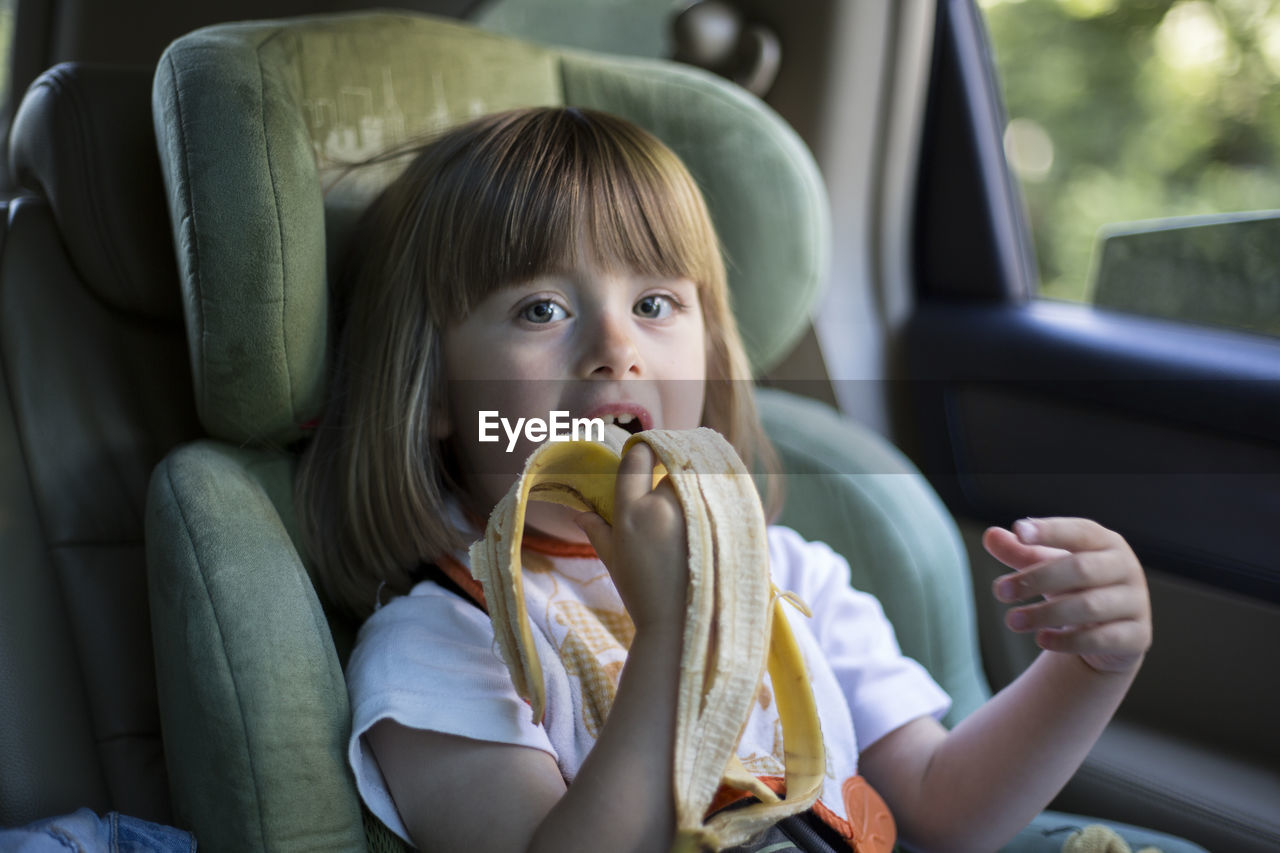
[346,525,950,846]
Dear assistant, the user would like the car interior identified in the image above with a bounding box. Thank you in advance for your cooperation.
[0,1,1276,852]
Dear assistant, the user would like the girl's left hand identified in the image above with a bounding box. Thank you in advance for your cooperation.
[984,517,1152,675]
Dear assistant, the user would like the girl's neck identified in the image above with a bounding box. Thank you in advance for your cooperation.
[521,528,598,558]
[522,501,592,545]
[459,492,593,546]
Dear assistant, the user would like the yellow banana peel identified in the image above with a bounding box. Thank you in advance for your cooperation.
[470,426,825,851]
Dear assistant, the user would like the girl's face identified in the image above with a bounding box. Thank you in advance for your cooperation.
[442,258,708,541]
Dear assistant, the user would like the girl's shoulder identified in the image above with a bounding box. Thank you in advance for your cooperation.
[766,524,851,597]
[349,579,493,669]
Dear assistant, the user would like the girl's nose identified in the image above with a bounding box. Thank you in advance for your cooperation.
[578,312,640,378]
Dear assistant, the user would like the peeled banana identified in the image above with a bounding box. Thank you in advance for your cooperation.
[469,426,826,851]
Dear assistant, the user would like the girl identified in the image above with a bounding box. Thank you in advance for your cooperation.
[297,107,1155,852]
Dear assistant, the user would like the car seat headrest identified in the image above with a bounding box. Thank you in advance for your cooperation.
[10,63,182,321]
[152,12,829,446]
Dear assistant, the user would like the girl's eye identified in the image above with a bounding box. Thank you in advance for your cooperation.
[521,300,566,324]
[635,295,675,319]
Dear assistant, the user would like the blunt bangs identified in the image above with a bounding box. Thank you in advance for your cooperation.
[417,108,724,321]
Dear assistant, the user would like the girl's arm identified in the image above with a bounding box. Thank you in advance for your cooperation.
[370,443,689,853]
[857,517,1152,853]
[369,622,682,853]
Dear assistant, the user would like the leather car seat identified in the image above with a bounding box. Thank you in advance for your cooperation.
[0,62,201,828]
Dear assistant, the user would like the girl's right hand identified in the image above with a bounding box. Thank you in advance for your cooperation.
[379,439,689,853]
[575,441,690,632]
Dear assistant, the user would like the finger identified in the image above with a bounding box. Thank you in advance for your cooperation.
[994,549,1135,602]
[983,526,1070,572]
[574,511,613,567]
[1034,620,1152,657]
[615,441,657,508]
[650,473,681,503]
[1005,584,1145,632]
[1013,517,1124,553]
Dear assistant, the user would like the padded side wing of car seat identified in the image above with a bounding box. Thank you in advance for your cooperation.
[146,440,363,852]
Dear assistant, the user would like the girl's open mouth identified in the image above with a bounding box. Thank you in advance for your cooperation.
[582,403,654,434]
[601,413,644,435]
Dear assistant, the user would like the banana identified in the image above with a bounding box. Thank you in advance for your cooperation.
[470,426,825,851]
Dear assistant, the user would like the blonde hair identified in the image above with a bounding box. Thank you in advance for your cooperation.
[297,107,779,621]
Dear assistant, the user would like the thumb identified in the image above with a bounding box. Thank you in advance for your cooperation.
[575,511,613,566]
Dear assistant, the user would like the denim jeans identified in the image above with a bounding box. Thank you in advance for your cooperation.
[0,808,195,852]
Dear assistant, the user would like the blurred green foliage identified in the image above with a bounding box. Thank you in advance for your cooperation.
[0,0,12,110]
[981,0,1280,305]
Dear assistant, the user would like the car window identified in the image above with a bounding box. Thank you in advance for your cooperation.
[981,0,1280,337]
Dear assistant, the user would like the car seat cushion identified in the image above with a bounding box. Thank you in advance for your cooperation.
[145,441,364,851]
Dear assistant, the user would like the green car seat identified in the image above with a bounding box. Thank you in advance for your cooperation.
[143,11,1201,853]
